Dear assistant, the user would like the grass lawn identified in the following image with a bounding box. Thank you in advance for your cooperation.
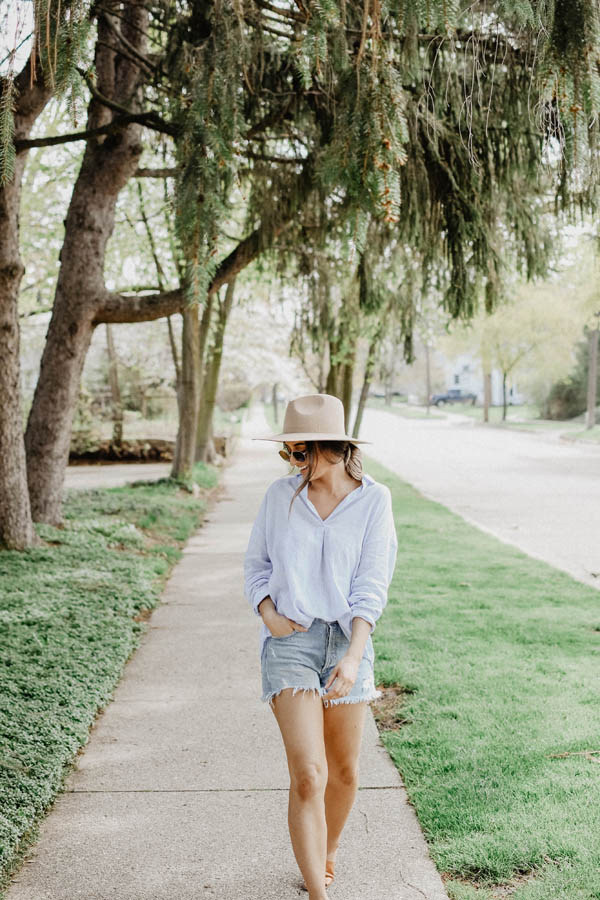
[365,454,600,900]
[564,425,600,444]
[0,463,219,896]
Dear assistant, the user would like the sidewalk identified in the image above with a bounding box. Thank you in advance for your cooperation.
[5,404,449,900]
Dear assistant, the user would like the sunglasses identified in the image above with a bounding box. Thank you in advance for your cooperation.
[279,443,308,463]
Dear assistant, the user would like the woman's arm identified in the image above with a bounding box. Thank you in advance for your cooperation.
[346,487,398,633]
[243,491,273,616]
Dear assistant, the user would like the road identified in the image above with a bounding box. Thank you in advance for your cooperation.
[360,406,600,590]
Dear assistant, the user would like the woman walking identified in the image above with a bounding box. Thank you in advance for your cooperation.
[244,393,398,899]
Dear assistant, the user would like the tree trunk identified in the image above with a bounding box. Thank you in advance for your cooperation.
[0,57,55,548]
[196,279,236,463]
[0,152,36,549]
[272,382,279,426]
[483,370,492,422]
[171,304,200,479]
[326,329,341,397]
[586,327,599,430]
[341,343,356,432]
[353,329,380,439]
[502,371,508,421]
[425,342,431,413]
[25,2,148,523]
[105,324,123,446]
[193,293,215,461]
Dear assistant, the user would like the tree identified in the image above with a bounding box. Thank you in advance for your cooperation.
[0,0,89,548]
[5,0,600,530]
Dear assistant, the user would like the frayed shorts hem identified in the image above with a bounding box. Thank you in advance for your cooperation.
[262,685,382,709]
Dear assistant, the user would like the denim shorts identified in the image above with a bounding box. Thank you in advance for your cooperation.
[261,617,381,708]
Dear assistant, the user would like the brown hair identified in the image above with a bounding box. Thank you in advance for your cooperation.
[287,440,363,518]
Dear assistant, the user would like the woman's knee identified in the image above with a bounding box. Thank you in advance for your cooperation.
[290,760,328,801]
[329,760,359,788]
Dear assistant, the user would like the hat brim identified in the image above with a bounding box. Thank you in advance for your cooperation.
[251,432,373,444]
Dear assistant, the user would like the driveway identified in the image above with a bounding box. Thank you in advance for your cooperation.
[360,406,600,590]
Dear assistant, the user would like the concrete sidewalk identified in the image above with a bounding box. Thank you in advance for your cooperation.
[6,405,449,900]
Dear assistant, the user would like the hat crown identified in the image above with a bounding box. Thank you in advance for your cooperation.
[283,393,345,437]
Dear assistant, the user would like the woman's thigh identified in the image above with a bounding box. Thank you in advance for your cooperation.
[271,688,327,782]
[323,701,367,778]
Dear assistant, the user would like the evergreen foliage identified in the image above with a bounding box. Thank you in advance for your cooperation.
[154,0,600,343]
[4,0,600,340]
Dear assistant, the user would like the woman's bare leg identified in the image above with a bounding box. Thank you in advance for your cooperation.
[271,688,328,900]
[322,701,368,866]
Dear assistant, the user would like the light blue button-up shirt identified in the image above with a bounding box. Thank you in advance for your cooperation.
[244,471,398,660]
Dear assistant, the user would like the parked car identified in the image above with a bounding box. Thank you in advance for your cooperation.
[430,388,477,406]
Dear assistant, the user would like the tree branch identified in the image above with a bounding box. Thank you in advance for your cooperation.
[135,166,178,177]
[253,0,305,22]
[246,150,306,164]
[94,288,185,324]
[77,65,174,133]
[94,157,316,322]
[14,111,177,150]
[99,10,157,74]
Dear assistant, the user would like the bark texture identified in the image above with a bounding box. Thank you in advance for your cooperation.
[0,60,53,548]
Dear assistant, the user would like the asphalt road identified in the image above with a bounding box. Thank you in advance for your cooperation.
[360,406,600,590]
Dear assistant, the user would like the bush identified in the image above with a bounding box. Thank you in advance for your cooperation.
[543,329,599,420]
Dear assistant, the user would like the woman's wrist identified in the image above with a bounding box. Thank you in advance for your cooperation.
[257,596,277,624]
[347,615,371,661]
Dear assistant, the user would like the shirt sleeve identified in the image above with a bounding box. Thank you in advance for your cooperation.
[243,488,273,616]
[347,486,398,633]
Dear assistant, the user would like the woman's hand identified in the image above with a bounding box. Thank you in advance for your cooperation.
[265,608,308,638]
[322,653,360,701]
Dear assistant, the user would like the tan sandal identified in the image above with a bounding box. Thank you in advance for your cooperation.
[325,859,335,886]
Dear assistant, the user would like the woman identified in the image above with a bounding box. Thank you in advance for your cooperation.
[244,393,398,900]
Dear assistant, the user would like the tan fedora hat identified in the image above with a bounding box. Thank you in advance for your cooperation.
[251,393,372,443]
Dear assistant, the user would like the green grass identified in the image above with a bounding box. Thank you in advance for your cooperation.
[565,425,600,444]
[0,464,219,895]
[365,453,600,900]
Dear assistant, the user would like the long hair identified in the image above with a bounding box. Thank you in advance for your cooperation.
[287,440,363,518]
